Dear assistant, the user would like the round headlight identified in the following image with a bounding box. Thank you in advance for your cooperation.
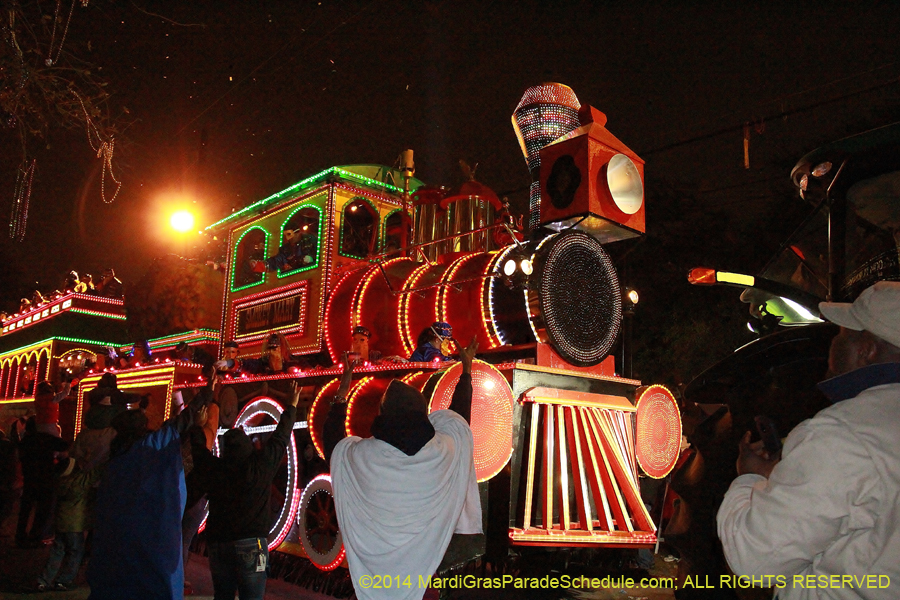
[606,154,644,215]
[520,259,533,276]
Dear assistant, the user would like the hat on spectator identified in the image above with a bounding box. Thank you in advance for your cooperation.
[352,326,371,338]
[380,380,428,415]
[430,322,452,340]
[222,428,254,461]
[819,281,900,348]
[111,408,148,437]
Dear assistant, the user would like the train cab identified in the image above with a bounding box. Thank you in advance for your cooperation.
[213,165,422,362]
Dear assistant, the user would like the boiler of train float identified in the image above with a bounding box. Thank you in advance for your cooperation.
[194,84,682,571]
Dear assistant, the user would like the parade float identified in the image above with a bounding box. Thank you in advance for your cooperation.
[1,84,684,574]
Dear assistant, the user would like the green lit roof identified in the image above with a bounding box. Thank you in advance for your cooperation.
[205,165,424,232]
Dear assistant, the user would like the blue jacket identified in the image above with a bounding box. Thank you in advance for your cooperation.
[87,402,198,600]
[409,344,449,363]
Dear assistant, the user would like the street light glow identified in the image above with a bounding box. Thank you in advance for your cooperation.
[170,210,195,233]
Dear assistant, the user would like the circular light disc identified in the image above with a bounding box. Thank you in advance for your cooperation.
[427,360,513,482]
[635,385,682,479]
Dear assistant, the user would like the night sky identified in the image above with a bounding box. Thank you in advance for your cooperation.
[2,1,899,379]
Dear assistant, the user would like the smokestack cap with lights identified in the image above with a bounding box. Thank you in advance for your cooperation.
[512,84,583,231]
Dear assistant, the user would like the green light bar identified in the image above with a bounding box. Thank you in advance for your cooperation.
[0,336,127,360]
[145,328,220,343]
[332,167,404,195]
[69,309,128,320]
[205,167,407,231]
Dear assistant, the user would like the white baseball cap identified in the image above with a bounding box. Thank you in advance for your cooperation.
[819,281,900,348]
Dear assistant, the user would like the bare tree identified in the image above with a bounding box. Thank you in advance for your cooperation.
[1,0,127,240]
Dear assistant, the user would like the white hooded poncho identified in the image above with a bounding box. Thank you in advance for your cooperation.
[331,409,482,600]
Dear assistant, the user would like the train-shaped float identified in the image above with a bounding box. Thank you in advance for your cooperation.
[0,84,683,572]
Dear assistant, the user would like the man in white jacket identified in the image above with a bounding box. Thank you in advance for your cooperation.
[717,281,900,599]
[324,341,482,600]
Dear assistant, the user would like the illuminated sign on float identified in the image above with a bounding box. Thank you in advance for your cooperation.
[237,293,305,336]
[232,281,309,339]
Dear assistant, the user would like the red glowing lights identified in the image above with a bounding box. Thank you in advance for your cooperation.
[427,360,514,482]
[634,385,682,479]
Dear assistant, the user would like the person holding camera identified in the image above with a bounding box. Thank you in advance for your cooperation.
[718,282,900,599]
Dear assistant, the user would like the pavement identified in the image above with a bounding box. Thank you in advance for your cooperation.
[0,516,338,600]
[1,522,681,600]
[1,485,685,600]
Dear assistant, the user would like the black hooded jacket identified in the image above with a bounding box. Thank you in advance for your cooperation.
[192,405,296,542]
[323,373,472,464]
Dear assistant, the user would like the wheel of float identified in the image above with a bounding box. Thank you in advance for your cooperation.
[199,396,299,551]
[298,474,345,571]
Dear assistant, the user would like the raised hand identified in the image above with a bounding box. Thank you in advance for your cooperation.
[458,338,479,374]
[289,380,301,407]
[338,351,353,395]
[736,431,781,478]
[196,405,209,427]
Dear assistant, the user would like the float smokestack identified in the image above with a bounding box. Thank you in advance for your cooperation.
[511,84,582,231]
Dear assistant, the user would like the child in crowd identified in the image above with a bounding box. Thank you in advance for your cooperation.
[37,458,103,592]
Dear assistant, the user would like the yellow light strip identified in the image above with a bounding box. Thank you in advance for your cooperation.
[344,376,374,437]
[55,348,98,360]
[117,380,172,389]
[527,393,635,412]
[0,397,34,405]
[576,408,613,531]
[513,363,642,386]
[522,402,540,529]
[399,263,430,355]
[309,378,341,459]
[716,271,755,286]
[107,366,177,378]
[566,407,593,532]
[0,340,53,362]
[556,405,570,531]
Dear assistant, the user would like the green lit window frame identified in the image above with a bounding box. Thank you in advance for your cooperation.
[381,208,412,252]
[339,196,381,259]
[277,201,325,278]
[230,226,270,292]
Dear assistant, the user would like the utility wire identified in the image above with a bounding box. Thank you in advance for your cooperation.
[645,75,900,156]
[655,61,899,144]
[176,1,378,136]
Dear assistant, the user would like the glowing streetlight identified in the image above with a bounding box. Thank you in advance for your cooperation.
[170,210,195,233]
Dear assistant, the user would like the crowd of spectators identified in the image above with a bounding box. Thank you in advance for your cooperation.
[0,315,475,598]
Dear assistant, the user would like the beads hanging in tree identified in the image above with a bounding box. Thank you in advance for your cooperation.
[9,159,36,242]
[75,90,122,203]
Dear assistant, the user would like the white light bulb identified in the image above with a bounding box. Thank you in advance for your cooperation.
[520,259,533,275]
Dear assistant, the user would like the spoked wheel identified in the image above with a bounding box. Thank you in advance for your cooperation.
[298,474,345,571]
